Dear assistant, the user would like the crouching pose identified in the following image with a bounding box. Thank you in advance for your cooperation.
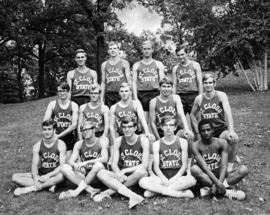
[94,116,149,209]
[191,119,248,200]
[12,120,66,196]
[139,116,196,198]
[59,121,109,199]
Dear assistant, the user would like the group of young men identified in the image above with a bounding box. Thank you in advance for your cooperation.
[11,41,249,209]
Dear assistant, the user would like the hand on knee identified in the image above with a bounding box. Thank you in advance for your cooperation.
[92,161,105,173]
[239,165,249,177]
[61,164,72,174]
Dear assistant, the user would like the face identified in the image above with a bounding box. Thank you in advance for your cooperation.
[81,125,95,139]
[199,123,213,140]
[42,125,55,140]
[75,52,87,66]
[203,77,216,93]
[160,83,173,97]
[108,44,119,57]
[161,119,176,136]
[122,122,136,137]
[57,87,68,100]
[176,49,188,64]
[142,43,153,58]
[90,88,100,102]
[119,86,131,101]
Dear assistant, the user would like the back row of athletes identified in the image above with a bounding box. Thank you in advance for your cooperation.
[11,41,249,209]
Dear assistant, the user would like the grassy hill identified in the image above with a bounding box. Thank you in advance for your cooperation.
[0,74,270,215]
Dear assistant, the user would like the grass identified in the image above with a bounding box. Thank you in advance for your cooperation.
[0,72,270,215]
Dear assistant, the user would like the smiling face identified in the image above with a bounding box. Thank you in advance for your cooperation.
[81,123,95,139]
[142,42,153,58]
[90,88,100,103]
[75,52,87,66]
[176,48,188,64]
[119,85,131,101]
[57,86,68,100]
[160,83,173,97]
[108,44,119,57]
[42,125,55,140]
[203,76,216,93]
[122,121,136,138]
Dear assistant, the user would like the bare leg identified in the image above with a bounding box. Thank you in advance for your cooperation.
[168,175,197,191]
[219,130,238,164]
[190,165,213,187]
[12,173,34,187]
[227,165,248,185]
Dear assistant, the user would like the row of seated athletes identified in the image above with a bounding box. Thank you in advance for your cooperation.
[12,116,248,210]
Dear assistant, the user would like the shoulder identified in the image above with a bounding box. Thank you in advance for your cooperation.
[216,90,227,99]
[33,140,42,152]
[71,101,79,110]
[152,140,161,150]
[89,68,97,75]
[172,64,179,71]
[101,104,109,112]
[101,61,107,69]
[179,137,188,146]
[67,69,75,77]
[132,61,140,70]
[80,103,86,111]
[172,94,181,102]
[48,100,57,109]
[122,59,130,66]
[150,97,157,105]
[155,60,164,67]
[114,136,122,147]
[57,139,67,151]
[194,94,203,104]
[192,60,201,68]
[216,137,228,147]
[110,104,117,112]
[74,140,83,149]
[99,136,109,146]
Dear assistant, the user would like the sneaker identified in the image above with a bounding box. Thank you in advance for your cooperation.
[144,190,156,198]
[59,190,76,200]
[128,195,144,209]
[176,189,194,198]
[93,192,111,202]
[49,185,56,193]
[224,189,246,201]
[14,186,36,196]
[200,187,210,197]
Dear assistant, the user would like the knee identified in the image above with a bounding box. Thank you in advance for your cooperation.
[12,173,19,183]
[190,165,201,178]
[61,164,72,174]
[186,175,197,186]
[97,169,108,180]
[138,177,150,189]
[239,165,249,177]
[92,161,105,172]
[134,168,148,179]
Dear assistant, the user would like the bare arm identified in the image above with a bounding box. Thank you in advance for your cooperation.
[174,95,191,133]
[68,141,82,167]
[43,101,55,121]
[172,65,178,95]
[190,95,201,134]
[100,62,106,103]
[31,142,41,184]
[67,70,74,99]
[123,60,131,86]
[194,61,203,94]
[135,100,150,134]
[109,105,117,143]
[77,105,85,140]
[132,62,139,100]
[149,99,160,140]
[220,92,235,133]
[101,105,110,137]
[219,139,229,182]
[90,69,97,85]
[111,137,122,174]
[156,60,165,80]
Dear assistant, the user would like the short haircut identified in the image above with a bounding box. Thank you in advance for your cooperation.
[142,40,154,49]
[175,45,187,54]
[161,115,176,126]
[121,116,137,127]
[91,84,102,94]
[108,41,120,49]
[203,73,216,83]
[159,76,173,87]
[198,119,214,132]
[80,121,96,131]
[42,119,56,129]
[75,49,87,57]
[119,82,132,91]
[58,81,70,92]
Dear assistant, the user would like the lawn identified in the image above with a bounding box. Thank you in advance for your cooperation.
[0,73,270,215]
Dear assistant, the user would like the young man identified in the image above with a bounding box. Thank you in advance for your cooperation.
[12,120,66,196]
[191,119,248,200]
[139,116,196,198]
[190,73,239,171]
[67,49,97,106]
[172,46,203,115]
[78,84,109,139]
[44,82,78,158]
[149,77,193,140]
[110,82,154,142]
[59,121,109,199]
[132,40,165,121]
[94,116,149,209]
[101,41,131,108]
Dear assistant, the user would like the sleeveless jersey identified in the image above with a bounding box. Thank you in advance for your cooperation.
[39,139,60,175]
[176,61,198,94]
[52,100,73,134]
[71,69,94,97]
[199,92,226,130]
[137,61,160,91]
[114,101,138,135]
[105,60,127,92]
[159,137,182,178]
[200,140,221,174]
[155,96,177,130]
[79,139,102,171]
[118,135,143,169]
[82,104,104,133]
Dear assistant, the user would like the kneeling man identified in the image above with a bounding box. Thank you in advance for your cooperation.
[94,116,149,209]
[12,120,66,196]
[191,119,248,200]
[139,116,196,198]
[59,121,109,199]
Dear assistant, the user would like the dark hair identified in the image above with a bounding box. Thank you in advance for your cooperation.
[159,76,173,87]
[119,82,132,91]
[202,73,216,83]
[91,84,102,94]
[108,41,120,49]
[161,115,176,126]
[198,119,214,132]
[175,45,187,54]
[80,121,96,131]
[58,81,70,92]
[42,119,56,129]
[121,116,137,127]
[75,49,87,57]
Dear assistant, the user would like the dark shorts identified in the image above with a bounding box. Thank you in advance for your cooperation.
[59,132,76,151]
[71,96,90,107]
[213,126,228,138]
[138,90,160,111]
[178,92,198,115]
[161,168,186,179]
[105,92,120,108]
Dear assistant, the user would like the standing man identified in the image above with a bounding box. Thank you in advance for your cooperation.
[149,77,193,140]
[67,49,97,106]
[101,41,131,108]
[191,119,248,200]
[133,40,165,121]
[78,84,109,139]
[190,73,239,171]
[44,82,78,158]
[59,122,109,199]
[12,120,66,196]
[94,116,149,209]
[172,46,203,116]
[139,116,196,198]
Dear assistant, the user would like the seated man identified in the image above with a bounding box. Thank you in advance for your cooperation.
[59,121,109,199]
[94,116,149,209]
[139,116,196,198]
[191,119,248,200]
[12,120,66,196]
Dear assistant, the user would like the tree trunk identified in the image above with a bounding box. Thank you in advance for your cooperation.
[17,57,24,102]
[238,59,256,91]
[264,50,268,90]
[96,26,105,84]
[38,43,45,98]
